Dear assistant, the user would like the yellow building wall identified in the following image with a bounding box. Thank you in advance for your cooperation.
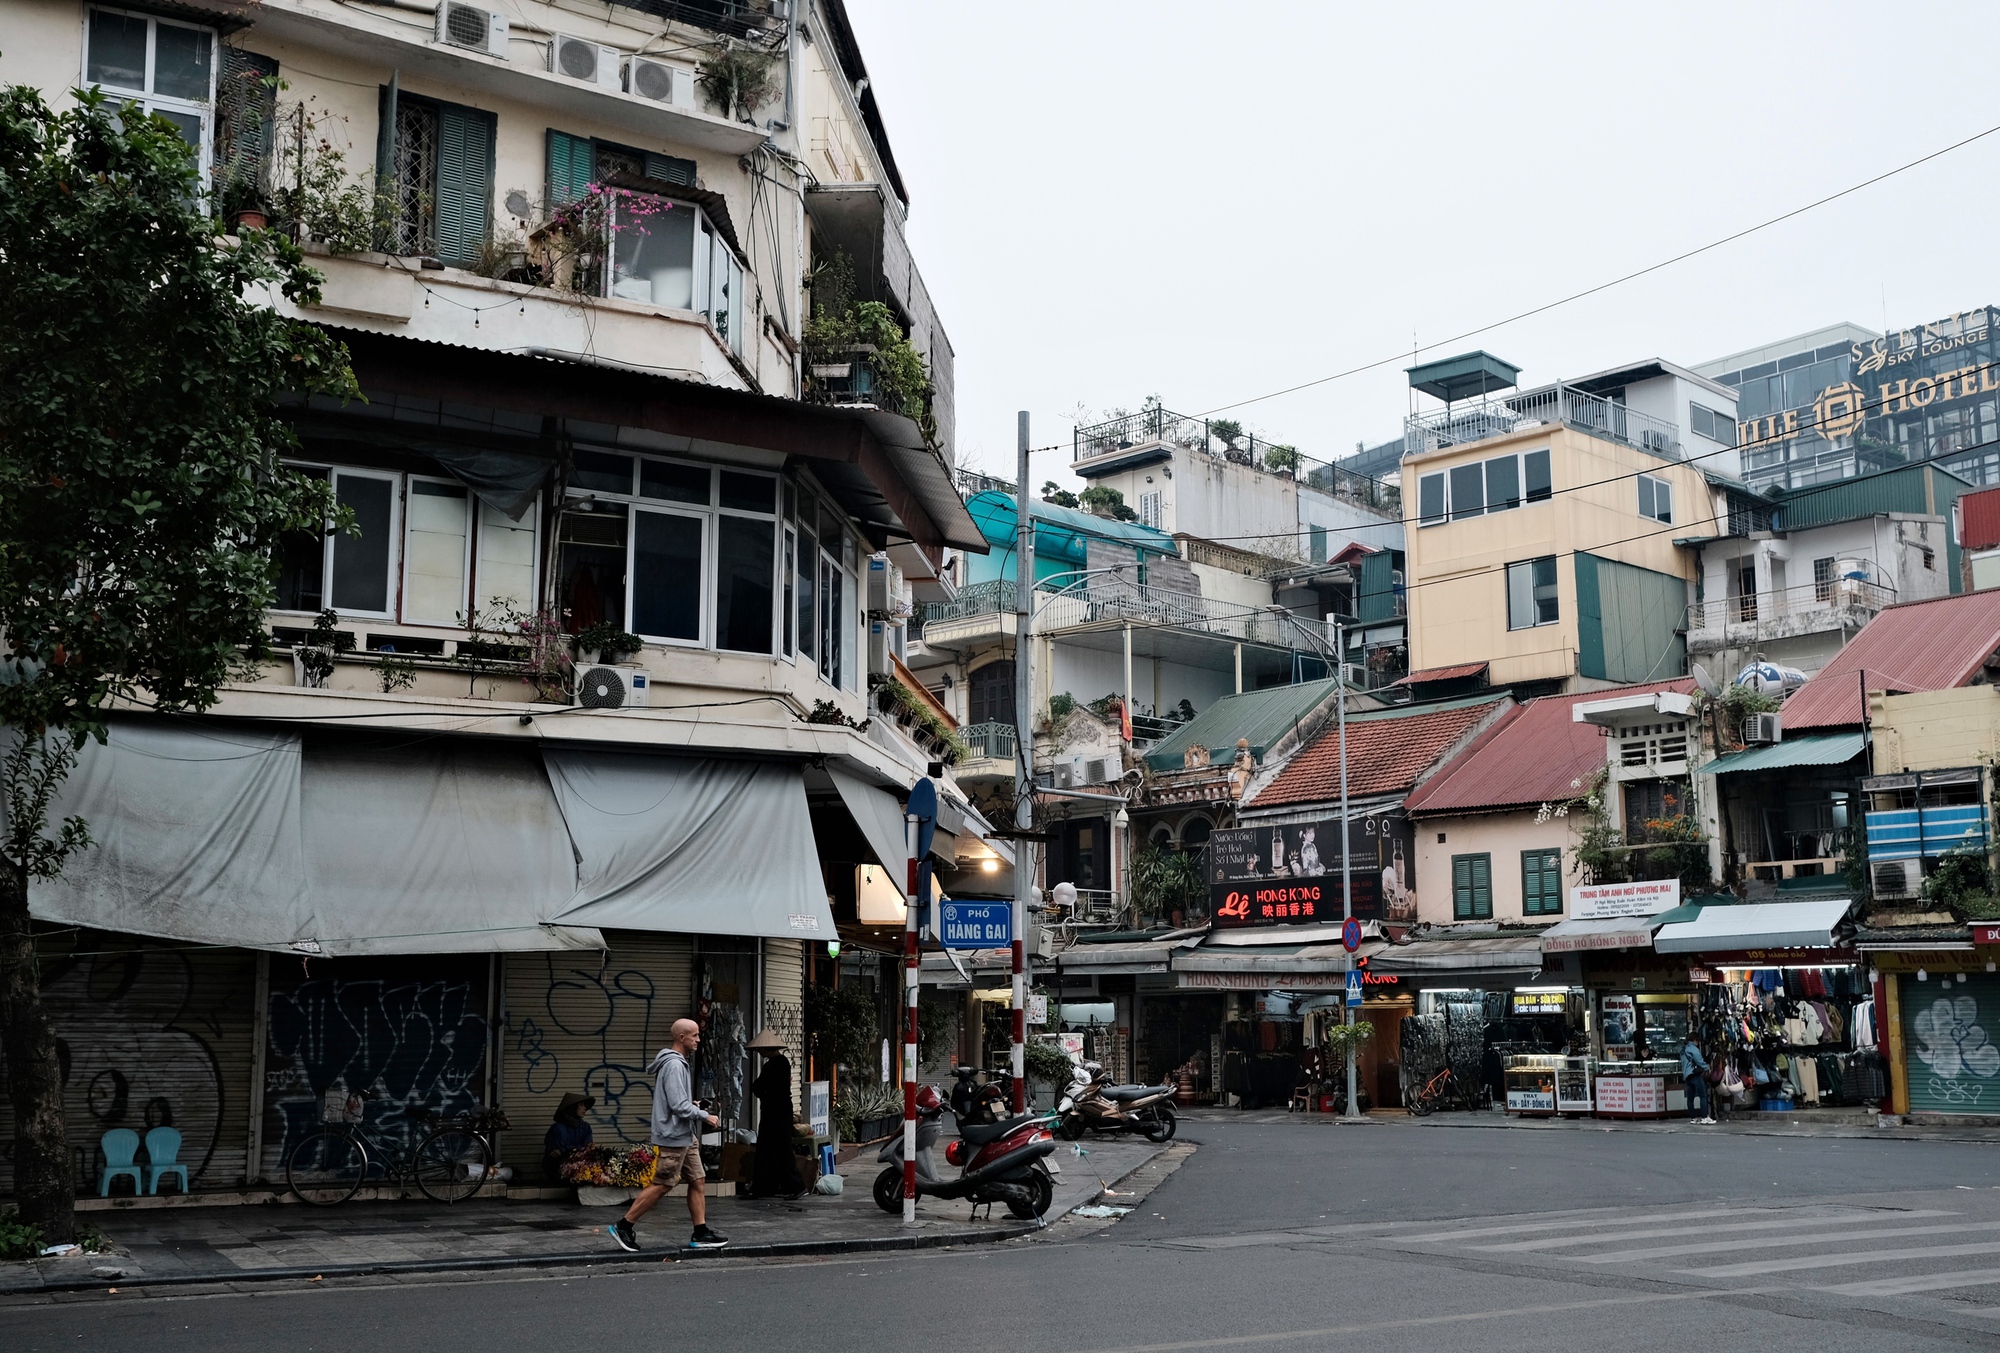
[1404,426,1718,686]
[1413,809,1575,924]
[1871,686,2000,772]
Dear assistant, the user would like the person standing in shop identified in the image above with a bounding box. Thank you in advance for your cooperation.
[1681,1036,1715,1125]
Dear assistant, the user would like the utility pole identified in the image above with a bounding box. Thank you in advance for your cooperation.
[900,809,919,1224]
[1011,411,1034,1114]
[1337,623,1357,1120]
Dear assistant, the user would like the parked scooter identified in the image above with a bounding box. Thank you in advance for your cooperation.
[1056,1061,1177,1142]
[948,1065,1008,1125]
[874,1085,1058,1219]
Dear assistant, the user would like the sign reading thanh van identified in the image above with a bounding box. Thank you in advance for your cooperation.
[1570,879,1680,919]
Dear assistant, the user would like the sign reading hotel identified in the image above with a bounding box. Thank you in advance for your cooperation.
[1736,309,1999,449]
[1207,816,1416,927]
[1570,879,1680,920]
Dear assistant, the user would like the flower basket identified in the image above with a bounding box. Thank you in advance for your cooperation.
[558,1144,658,1188]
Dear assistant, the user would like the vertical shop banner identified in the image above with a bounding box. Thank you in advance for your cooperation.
[1601,994,1637,1054]
[1207,813,1416,927]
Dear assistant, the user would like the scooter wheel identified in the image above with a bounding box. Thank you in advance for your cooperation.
[1006,1167,1054,1220]
[872,1165,904,1214]
[1054,1114,1083,1142]
[1142,1104,1177,1142]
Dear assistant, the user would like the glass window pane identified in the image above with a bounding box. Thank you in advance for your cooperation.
[716,516,774,653]
[476,501,537,616]
[795,530,816,661]
[403,479,469,624]
[1654,480,1672,524]
[1449,463,1484,520]
[782,528,795,657]
[1507,561,1532,630]
[152,22,211,100]
[1524,449,1552,502]
[274,467,330,612]
[330,474,395,614]
[1533,556,1559,623]
[153,107,202,154]
[87,10,149,91]
[1637,476,1655,520]
[1484,455,1519,512]
[632,510,703,641]
[719,470,773,513]
[840,564,856,690]
[639,459,708,504]
[572,449,635,496]
[1418,473,1446,526]
[557,507,627,634]
[610,195,695,307]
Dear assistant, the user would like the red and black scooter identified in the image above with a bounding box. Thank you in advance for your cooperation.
[873,1085,1058,1219]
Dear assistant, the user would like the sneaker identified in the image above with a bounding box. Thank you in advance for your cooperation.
[608,1220,640,1253]
[688,1226,730,1249]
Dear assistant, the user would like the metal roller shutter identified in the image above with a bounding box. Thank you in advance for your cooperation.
[499,932,693,1171]
[0,938,256,1195]
[260,955,492,1179]
[762,939,807,1108]
[1901,973,2000,1116]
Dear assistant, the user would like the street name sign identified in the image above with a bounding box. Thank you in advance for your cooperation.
[938,899,1012,949]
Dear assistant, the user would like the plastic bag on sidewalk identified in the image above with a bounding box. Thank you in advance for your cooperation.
[814,1173,843,1196]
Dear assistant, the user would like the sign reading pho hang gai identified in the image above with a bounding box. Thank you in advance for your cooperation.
[1208,814,1417,927]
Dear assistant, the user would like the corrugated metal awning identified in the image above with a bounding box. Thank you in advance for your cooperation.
[1700,731,1867,776]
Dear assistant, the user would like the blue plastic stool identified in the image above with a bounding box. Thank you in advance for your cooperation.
[145,1126,189,1194]
[98,1129,143,1197]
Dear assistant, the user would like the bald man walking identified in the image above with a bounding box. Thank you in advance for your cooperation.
[610,1018,727,1252]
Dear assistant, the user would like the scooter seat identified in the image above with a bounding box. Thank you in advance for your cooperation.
[957,1113,1041,1145]
[1102,1084,1173,1102]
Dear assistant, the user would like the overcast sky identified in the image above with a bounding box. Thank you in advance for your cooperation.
[845,1,2000,486]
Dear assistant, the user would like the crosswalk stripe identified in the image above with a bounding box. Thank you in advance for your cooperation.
[1685,1239,2000,1278]
[1471,1210,1916,1254]
[1573,1218,1997,1264]
[1398,1206,1763,1244]
[1816,1266,2000,1297]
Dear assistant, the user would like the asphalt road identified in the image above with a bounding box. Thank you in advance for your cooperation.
[10,1113,2000,1350]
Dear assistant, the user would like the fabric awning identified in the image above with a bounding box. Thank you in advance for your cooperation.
[1371,934,1547,974]
[1701,731,1868,776]
[1538,916,1661,953]
[1653,898,1854,954]
[830,765,914,872]
[544,750,834,940]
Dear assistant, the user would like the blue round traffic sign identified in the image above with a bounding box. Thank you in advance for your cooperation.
[1341,917,1362,952]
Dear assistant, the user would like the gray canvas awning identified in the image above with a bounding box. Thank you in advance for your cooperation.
[1653,899,1853,954]
[1370,933,1547,975]
[1538,916,1662,953]
[830,764,914,873]
[545,749,834,940]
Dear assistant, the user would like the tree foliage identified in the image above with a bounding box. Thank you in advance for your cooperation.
[0,85,357,1241]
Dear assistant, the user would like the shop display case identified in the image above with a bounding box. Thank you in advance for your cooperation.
[1594,1057,1680,1118]
[1503,1054,1594,1115]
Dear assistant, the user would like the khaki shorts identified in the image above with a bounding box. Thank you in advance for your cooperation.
[653,1143,704,1188]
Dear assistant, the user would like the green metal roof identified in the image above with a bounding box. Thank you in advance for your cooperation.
[1700,731,1868,777]
[964,490,1178,567]
[1406,351,1520,402]
[1142,678,1342,772]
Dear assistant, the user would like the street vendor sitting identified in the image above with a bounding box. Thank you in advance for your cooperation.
[543,1091,596,1182]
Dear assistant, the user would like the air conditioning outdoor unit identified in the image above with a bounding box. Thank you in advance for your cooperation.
[1341,663,1369,689]
[435,1,509,56]
[1051,762,1076,790]
[574,663,650,709]
[866,620,893,678]
[623,56,696,108]
[550,35,620,89]
[1873,857,1923,901]
[1742,712,1782,745]
[866,554,906,617]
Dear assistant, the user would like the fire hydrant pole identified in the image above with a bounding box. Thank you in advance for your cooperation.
[1011,409,1034,1115]
[902,812,919,1225]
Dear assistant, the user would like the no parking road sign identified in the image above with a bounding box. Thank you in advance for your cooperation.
[1341,917,1362,952]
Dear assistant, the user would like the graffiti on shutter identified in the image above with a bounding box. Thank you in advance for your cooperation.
[0,938,256,1194]
[1902,974,2000,1116]
[261,956,491,1176]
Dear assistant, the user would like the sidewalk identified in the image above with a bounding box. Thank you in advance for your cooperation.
[1178,1103,2000,1143]
[1,1137,1164,1296]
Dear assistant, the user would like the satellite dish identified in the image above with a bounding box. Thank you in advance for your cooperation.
[1692,663,1719,697]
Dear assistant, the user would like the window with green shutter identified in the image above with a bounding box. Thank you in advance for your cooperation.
[1452,853,1493,920]
[549,130,696,207]
[1521,848,1563,916]
[432,102,495,267]
[546,128,594,206]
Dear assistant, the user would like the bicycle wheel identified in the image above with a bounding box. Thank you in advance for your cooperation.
[413,1126,492,1204]
[287,1127,368,1206]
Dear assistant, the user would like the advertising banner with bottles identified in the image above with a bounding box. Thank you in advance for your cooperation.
[1207,813,1416,927]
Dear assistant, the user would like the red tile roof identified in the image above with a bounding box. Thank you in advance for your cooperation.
[1780,591,2000,732]
[1402,679,1697,818]
[1249,696,1508,808]
[1392,662,1489,687]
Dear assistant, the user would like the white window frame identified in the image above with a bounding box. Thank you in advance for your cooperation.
[326,467,403,621]
[1506,556,1560,631]
[1637,473,1673,525]
[400,474,474,627]
[713,468,780,655]
[471,497,544,622]
[607,194,750,358]
[82,7,217,180]
[629,503,712,648]
[1417,448,1551,527]
[779,524,797,663]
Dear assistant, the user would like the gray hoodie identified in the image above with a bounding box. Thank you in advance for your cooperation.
[648,1047,704,1147]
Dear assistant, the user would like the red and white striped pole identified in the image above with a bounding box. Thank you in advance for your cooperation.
[902,813,920,1225]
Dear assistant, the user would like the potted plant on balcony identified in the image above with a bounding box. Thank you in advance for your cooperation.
[293,609,355,688]
[1263,444,1300,478]
[572,622,643,666]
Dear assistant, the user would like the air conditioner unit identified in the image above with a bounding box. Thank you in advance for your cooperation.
[1085,757,1108,786]
[1872,857,1923,901]
[436,1,509,56]
[623,56,696,108]
[550,35,620,89]
[866,620,893,678]
[1742,713,1782,745]
[866,554,906,617]
[1051,762,1076,790]
[574,663,650,709]
[1641,428,1674,454]
[1341,663,1369,688]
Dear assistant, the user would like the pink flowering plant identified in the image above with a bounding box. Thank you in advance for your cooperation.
[533,185,671,296]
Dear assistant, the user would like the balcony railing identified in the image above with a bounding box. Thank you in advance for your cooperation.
[1686,578,1896,634]
[959,722,1018,763]
[608,0,787,43]
[1404,384,1682,460]
[1071,407,1399,517]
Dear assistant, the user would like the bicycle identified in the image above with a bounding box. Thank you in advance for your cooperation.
[1406,1066,1458,1118]
[285,1091,511,1207]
